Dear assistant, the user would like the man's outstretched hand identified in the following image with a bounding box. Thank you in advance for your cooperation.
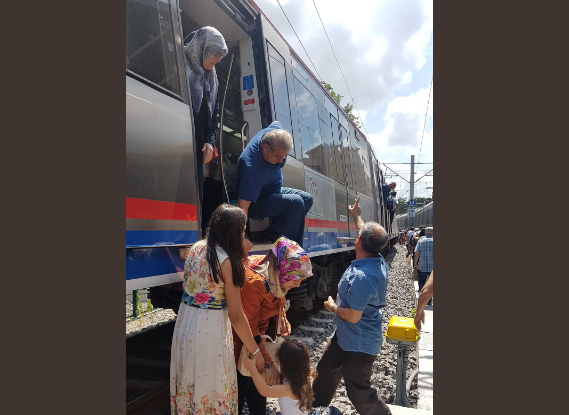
[348,196,361,219]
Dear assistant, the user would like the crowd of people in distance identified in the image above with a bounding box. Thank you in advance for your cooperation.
[400,226,434,305]
[167,24,432,415]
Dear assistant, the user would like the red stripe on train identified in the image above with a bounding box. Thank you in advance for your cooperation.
[126,198,198,222]
[305,218,349,229]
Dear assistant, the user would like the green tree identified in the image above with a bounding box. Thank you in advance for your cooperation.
[321,81,362,129]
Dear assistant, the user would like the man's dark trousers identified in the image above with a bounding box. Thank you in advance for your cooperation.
[418,270,430,292]
[237,370,266,415]
[312,334,391,415]
[248,187,313,248]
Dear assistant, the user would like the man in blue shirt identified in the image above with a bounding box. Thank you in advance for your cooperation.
[414,226,433,293]
[312,196,392,415]
[237,121,313,247]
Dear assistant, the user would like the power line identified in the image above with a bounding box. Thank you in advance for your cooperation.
[275,0,323,81]
[417,77,433,165]
[311,0,367,135]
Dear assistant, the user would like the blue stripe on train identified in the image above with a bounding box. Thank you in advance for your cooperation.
[304,230,353,253]
[126,246,186,280]
[125,230,352,282]
[126,230,199,247]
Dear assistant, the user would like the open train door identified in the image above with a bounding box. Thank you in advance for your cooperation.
[178,0,264,233]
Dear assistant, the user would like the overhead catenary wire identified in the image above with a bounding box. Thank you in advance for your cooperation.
[417,77,433,165]
[275,0,323,82]
[311,0,368,135]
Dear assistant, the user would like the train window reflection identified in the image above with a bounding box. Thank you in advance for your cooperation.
[294,77,323,173]
[340,125,354,188]
[126,0,181,97]
[292,56,309,81]
[330,115,345,184]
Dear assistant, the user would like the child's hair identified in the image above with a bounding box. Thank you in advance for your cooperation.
[275,339,315,413]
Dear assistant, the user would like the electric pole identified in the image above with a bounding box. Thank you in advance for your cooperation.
[409,155,415,228]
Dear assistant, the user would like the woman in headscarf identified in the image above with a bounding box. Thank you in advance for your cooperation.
[232,237,313,415]
[183,26,228,215]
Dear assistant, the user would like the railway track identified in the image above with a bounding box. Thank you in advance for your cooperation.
[126,322,174,414]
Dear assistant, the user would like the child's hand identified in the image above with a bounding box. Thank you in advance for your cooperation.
[243,356,256,372]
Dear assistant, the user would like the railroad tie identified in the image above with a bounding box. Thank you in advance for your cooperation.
[309,317,334,324]
[297,325,325,333]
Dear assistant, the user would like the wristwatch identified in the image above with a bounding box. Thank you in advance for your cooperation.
[332,305,338,314]
[248,347,260,360]
[265,361,274,369]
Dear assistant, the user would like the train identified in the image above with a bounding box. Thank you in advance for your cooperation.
[126,0,400,313]
[396,201,433,230]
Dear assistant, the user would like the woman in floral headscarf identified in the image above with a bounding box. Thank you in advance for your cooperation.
[232,237,313,415]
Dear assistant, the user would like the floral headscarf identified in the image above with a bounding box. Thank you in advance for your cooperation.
[247,237,313,298]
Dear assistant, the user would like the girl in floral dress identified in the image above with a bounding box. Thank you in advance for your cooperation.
[170,204,264,415]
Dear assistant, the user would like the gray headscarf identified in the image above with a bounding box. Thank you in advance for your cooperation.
[184,26,228,118]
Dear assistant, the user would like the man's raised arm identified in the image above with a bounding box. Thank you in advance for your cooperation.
[348,196,365,232]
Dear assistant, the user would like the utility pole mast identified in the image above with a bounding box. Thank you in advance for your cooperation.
[409,155,415,229]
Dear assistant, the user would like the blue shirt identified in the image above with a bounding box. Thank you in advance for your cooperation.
[415,236,433,272]
[237,121,287,202]
[335,255,388,356]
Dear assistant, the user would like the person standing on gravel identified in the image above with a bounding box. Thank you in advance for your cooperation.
[414,227,433,293]
[312,196,392,415]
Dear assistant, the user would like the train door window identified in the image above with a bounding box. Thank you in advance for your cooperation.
[126,0,182,97]
[330,115,345,184]
[218,50,244,202]
[267,43,295,157]
[340,125,354,188]
[293,77,323,173]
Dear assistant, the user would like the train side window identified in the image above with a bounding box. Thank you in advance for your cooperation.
[293,77,323,173]
[126,0,182,97]
[340,125,354,188]
[267,43,295,157]
[292,56,309,82]
[320,118,333,178]
[330,115,345,184]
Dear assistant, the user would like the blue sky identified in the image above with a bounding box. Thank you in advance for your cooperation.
[254,0,433,200]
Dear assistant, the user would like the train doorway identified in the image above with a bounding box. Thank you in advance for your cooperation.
[179,0,260,235]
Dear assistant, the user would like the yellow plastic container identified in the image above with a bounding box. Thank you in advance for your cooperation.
[385,316,419,342]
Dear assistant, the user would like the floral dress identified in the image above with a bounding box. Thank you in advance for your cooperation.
[170,240,237,414]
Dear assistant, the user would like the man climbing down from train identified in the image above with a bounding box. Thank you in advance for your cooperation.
[381,182,396,232]
[237,120,313,248]
[388,191,398,227]
[312,196,392,415]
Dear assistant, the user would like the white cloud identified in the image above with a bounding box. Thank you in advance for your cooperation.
[254,0,433,111]
[367,85,433,167]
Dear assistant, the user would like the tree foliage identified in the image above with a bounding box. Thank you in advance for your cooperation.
[321,81,362,129]
[396,197,433,215]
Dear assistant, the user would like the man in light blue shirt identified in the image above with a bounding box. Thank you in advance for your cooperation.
[414,227,433,292]
[312,196,392,415]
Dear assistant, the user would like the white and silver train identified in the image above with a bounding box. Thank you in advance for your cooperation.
[126,0,399,311]
[396,201,433,230]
